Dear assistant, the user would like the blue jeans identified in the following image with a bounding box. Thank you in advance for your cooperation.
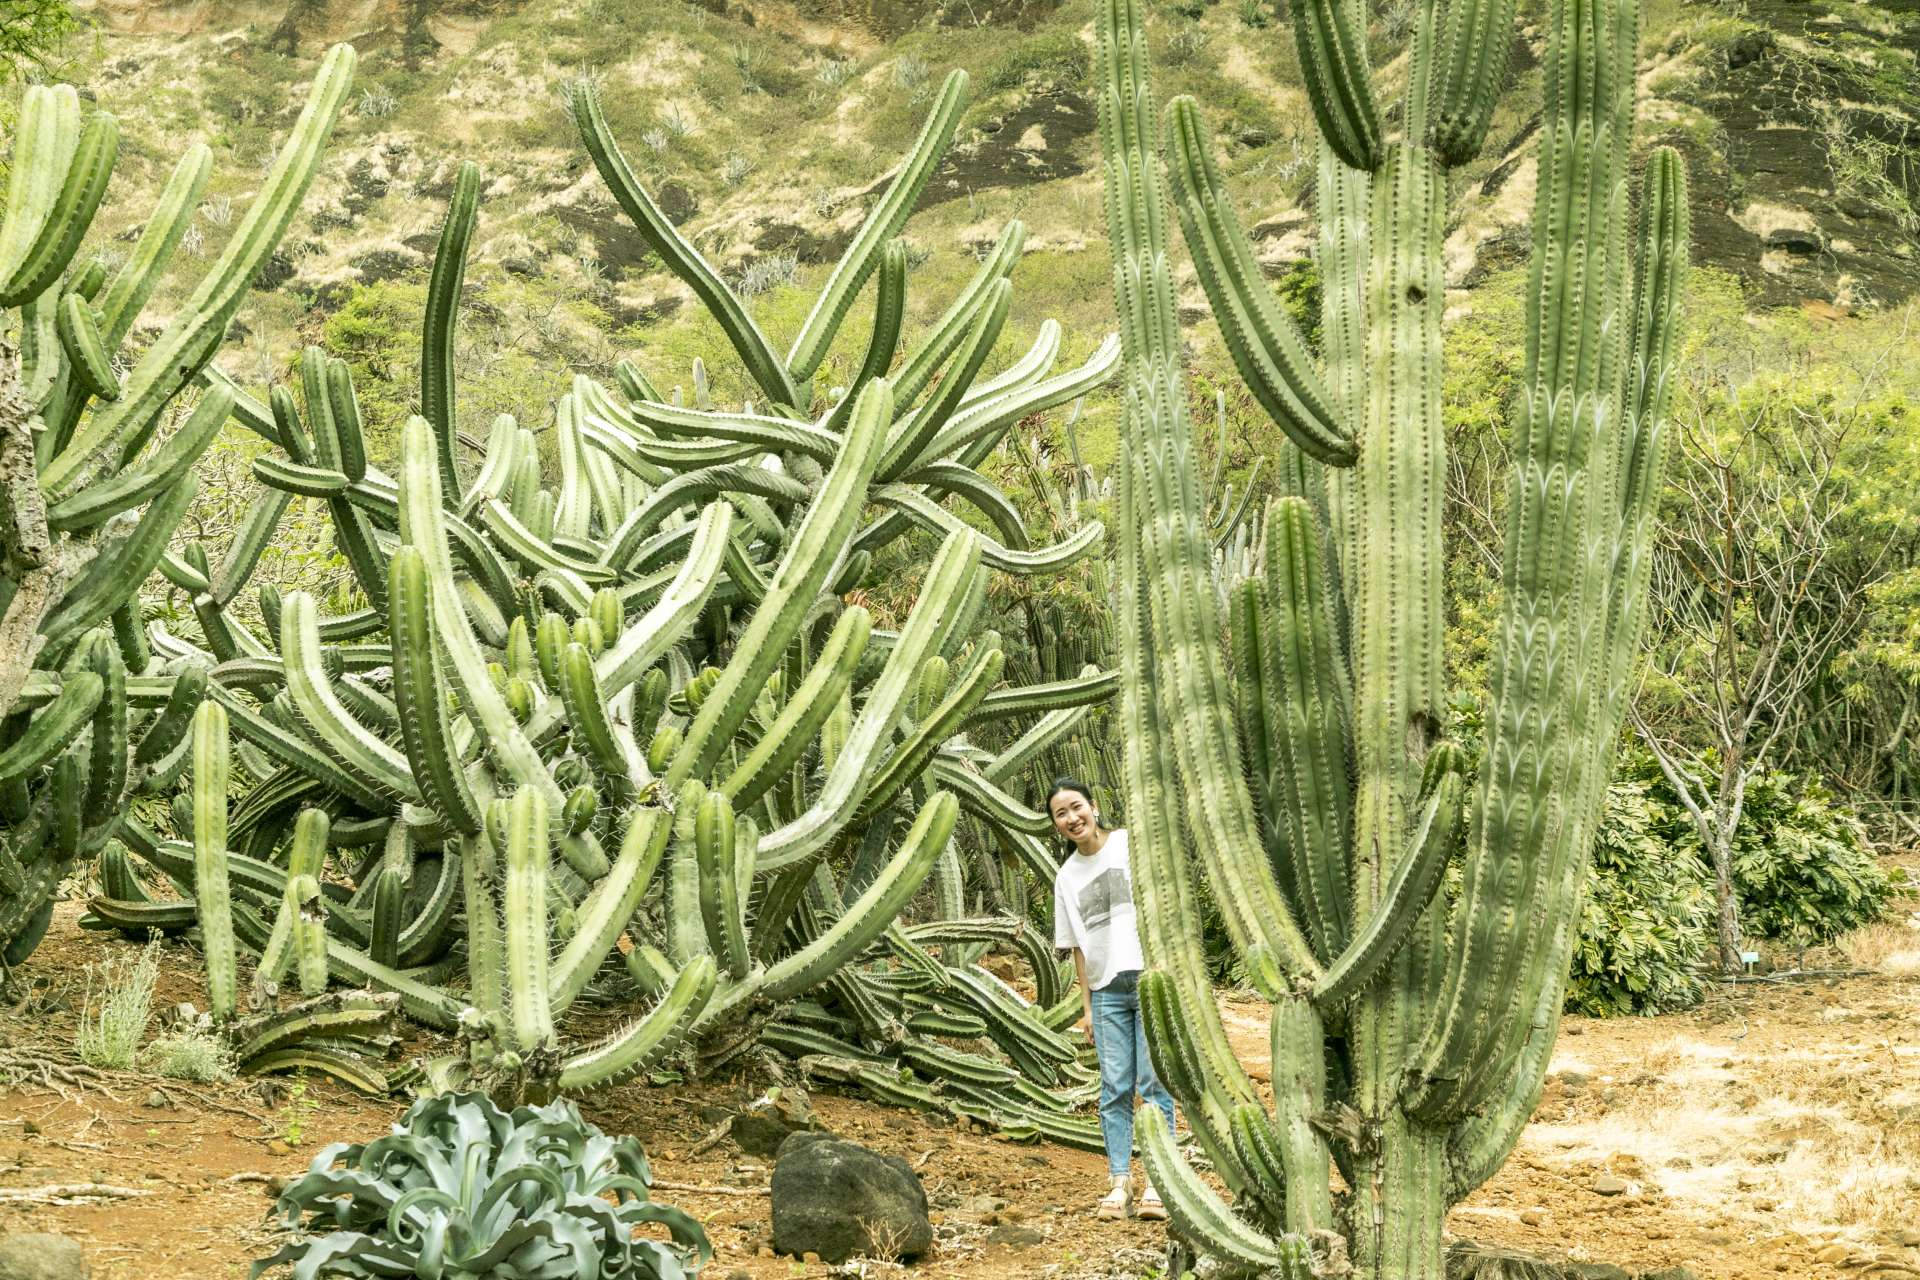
[1089,970,1177,1178]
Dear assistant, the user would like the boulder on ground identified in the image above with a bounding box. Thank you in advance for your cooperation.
[0,1233,89,1280]
[770,1131,932,1263]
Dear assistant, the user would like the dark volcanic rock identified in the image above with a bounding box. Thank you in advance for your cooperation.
[770,1132,931,1263]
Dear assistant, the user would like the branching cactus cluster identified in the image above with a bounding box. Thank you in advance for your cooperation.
[81,69,1123,1114]
[0,47,356,964]
[1097,0,1687,1276]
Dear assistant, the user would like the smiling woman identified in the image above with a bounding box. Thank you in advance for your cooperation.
[1046,776,1174,1223]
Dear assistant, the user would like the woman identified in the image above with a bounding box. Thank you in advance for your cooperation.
[1048,778,1175,1221]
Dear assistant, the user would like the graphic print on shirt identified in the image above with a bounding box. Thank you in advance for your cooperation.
[1076,865,1132,932]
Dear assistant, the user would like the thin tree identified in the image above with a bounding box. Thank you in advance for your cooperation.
[1631,357,1899,972]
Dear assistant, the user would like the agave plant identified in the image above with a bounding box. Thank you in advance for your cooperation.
[251,1091,708,1280]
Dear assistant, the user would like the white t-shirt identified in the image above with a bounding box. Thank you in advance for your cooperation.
[1052,829,1144,992]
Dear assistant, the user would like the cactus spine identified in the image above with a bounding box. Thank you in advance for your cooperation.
[1098,0,1688,1275]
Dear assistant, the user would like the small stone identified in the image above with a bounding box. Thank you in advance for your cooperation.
[0,1232,90,1280]
[724,1271,752,1280]
[267,1139,293,1157]
[1556,1071,1592,1087]
[755,1246,773,1259]
[1895,1231,1920,1248]
[802,1252,821,1265]
[143,1090,170,1109]
[1639,1269,1699,1280]
[986,1224,1046,1247]
[731,1086,822,1158]
[1815,1244,1850,1264]
[1569,1266,1631,1280]
[1519,1208,1548,1226]
[1591,1174,1630,1196]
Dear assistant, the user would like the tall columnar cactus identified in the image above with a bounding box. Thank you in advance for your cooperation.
[1098,0,1687,1275]
[0,47,356,962]
[114,70,1118,1112]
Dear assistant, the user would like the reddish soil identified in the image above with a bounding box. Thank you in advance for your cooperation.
[2,897,1917,1280]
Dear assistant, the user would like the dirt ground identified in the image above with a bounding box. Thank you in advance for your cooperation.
[2,895,1917,1280]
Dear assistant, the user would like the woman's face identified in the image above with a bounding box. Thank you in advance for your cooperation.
[1049,789,1097,845]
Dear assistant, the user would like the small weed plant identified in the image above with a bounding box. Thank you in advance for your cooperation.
[76,936,162,1070]
[147,1031,235,1083]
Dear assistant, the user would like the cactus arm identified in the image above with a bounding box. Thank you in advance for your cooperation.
[1294,0,1383,174]
[877,280,1010,482]
[858,645,1003,821]
[422,161,479,504]
[389,546,486,836]
[785,70,968,386]
[753,791,955,1004]
[204,684,388,809]
[754,531,981,870]
[0,672,100,784]
[557,954,717,1090]
[1407,0,1651,1123]
[926,755,1050,836]
[983,704,1088,784]
[56,293,118,401]
[592,503,733,698]
[661,379,890,790]
[893,334,1122,477]
[82,634,127,830]
[1138,970,1264,1196]
[480,499,618,583]
[902,463,1028,550]
[720,605,870,810]
[820,240,908,437]
[192,701,238,1021]
[570,83,799,409]
[96,145,211,343]
[42,44,355,496]
[696,790,750,979]
[551,395,592,541]
[625,401,842,466]
[559,641,642,789]
[892,222,1026,408]
[397,416,563,809]
[965,666,1117,724]
[1136,1106,1310,1275]
[1310,771,1459,1007]
[608,464,807,555]
[871,486,1101,575]
[1428,0,1522,166]
[209,488,290,606]
[1243,498,1354,959]
[279,591,421,802]
[547,807,671,1013]
[36,474,199,656]
[1267,995,1334,1232]
[0,86,80,293]
[0,109,117,308]
[502,787,555,1052]
[131,662,207,769]
[1164,100,1352,467]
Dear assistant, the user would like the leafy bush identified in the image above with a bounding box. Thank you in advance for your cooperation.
[1567,778,1714,1017]
[1727,770,1890,945]
[252,1092,709,1279]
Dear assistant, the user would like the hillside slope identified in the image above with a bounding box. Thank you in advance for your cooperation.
[52,0,1920,451]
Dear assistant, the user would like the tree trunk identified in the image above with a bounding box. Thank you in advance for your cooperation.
[1711,824,1742,972]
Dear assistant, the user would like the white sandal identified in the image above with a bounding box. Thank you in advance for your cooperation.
[1135,1182,1167,1221]
[1096,1175,1131,1220]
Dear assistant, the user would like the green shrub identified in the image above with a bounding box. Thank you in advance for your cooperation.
[1567,777,1713,1016]
[1727,769,1890,944]
[981,32,1087,95]
[147,1031,235,1083]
